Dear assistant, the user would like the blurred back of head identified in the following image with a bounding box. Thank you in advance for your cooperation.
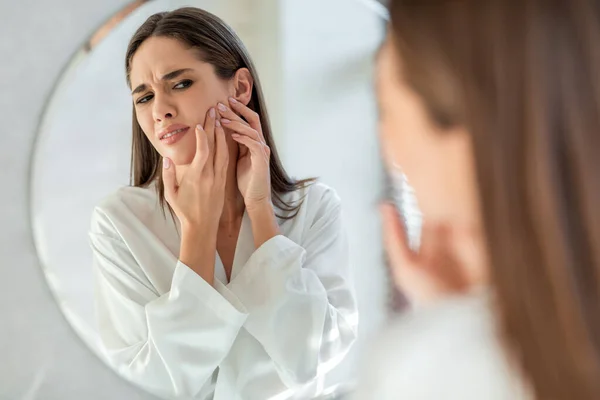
[387,0,600,398]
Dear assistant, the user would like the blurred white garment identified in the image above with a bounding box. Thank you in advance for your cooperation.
[352,293,532,400]
[89,181,358,400]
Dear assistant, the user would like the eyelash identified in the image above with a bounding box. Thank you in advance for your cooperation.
[136,79,193,104]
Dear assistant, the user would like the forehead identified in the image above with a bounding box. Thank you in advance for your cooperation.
[129,36,201,84]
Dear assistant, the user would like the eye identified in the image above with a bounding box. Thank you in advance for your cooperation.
[174,79,193,89]
[136,94,153,104]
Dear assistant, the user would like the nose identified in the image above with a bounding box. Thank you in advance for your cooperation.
[152,94,177,122]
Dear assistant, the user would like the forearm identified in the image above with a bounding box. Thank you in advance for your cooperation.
[179,223,217,285]
[247,200,281,248]
[223,234,358,385]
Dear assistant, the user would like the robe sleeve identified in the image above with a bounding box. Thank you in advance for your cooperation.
[89,209,248,399]
[215,186,358,388]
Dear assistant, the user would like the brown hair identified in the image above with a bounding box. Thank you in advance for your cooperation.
[125,7,313,218]
[388,0,600,398]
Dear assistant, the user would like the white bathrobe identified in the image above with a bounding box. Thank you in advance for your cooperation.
[89,181,358,400]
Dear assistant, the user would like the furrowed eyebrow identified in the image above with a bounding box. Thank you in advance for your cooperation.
[131,68,193,95]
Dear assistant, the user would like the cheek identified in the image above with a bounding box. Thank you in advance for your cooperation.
[380,111,451,221]
[135,108,158,144]
[182,90,212,124]
[379,84,432,182]
[182,83,230,124]
[380,110,429,185]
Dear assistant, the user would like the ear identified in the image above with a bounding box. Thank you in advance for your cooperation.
[231,68,253,105]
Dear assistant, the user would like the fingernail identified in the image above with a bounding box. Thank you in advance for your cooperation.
[217,103,227,112]
[196,124,203,130]
[216,119,221,127]
[209,108,216,118]
[229,97,238,104]
[163,158,170,169]
[221,118,231,124]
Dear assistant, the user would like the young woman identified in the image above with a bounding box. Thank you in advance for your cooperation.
[89,7,357,400]
[356,0,600,399]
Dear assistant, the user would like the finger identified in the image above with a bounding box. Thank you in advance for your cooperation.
[453,226,488,287]
[436,225,485,291]
[380,203,418,270]
[192,124,209,168]
[217,102,249,128]
[228,97,266,143]
[417,223,470,298]
[162,157,177,204]
[381,203,419,300]
[231,134,267,158]
[204,108,216,171]
[220,119,261,142]
[214,119,229,177]
[382,203,440,304]
[420,223,448,266]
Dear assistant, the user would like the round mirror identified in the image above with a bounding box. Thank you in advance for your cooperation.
[30,1,393,398]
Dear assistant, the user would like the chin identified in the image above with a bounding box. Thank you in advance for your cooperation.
[164,149,194,166]
[159,134,196,166]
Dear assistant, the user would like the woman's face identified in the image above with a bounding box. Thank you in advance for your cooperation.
[376,34,486,301]
[129,36,238,166]
[375,35,478,229]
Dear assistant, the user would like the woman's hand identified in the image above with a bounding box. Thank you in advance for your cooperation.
[380,203,485,306]
[217,97,271,210]
[162,108,229,232]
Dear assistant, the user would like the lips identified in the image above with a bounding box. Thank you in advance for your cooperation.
[161,128,186,139]
[158,124,190,140]
[158,124,190,145]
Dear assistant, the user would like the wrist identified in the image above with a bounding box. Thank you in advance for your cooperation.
[245,198,274,215]
[180,223,217,284]
[246,200,280,248]
[181,218,216,237]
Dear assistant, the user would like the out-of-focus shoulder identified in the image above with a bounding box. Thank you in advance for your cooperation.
[356,293,532,400]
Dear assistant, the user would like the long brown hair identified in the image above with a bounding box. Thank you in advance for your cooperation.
[388,0,600,398]
[125,7,313,218]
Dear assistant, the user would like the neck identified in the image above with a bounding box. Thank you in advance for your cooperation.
[222,152,245,227]
[221,176,245,227]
